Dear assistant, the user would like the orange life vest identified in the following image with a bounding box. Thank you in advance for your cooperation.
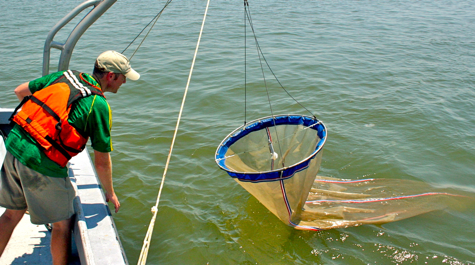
[11,70,105,167]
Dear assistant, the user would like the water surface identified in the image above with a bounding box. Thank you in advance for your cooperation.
[1,0,474,264]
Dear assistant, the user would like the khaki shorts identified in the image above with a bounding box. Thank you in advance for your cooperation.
[0,152,76,224]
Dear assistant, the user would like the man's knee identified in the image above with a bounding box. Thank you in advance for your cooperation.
[52,217,73,234]
[1,209,26,225]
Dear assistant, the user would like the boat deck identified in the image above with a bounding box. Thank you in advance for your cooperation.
[0,207,81,264]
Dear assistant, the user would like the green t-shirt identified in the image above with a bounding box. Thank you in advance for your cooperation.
[6,71,113,178]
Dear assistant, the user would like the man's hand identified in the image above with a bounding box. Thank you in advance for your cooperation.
[105,191,120,213]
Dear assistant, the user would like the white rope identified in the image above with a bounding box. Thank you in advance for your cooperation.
[136,0,211,264]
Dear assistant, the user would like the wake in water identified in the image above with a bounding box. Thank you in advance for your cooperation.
[298,176,474,230]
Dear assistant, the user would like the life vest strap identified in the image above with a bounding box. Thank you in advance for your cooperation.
[45,135,72,161]
[9,95,32,125]
[29,95,61,123]
[58,136,83,154]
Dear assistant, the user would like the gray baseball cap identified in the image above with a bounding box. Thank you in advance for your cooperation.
[96,50,140,80]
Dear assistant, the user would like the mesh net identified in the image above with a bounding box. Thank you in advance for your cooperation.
[301,176,472,230]
[216,115,474,230]
[216,115,326,227]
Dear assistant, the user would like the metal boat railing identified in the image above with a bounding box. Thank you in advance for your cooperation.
[43,0,117,76]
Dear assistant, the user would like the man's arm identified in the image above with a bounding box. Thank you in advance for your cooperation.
[94,150,120,213]
[14,82,31,101]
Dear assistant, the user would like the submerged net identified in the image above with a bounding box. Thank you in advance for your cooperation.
[302,176,472,230]
[215,115,473,230]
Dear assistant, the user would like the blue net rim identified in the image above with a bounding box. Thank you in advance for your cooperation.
[215,114,327,182]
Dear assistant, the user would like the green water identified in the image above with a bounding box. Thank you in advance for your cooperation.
[1,0,474,264]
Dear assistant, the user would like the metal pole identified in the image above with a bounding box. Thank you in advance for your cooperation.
[43,0,117,76]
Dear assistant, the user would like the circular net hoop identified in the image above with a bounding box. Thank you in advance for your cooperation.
[215,114,327,226]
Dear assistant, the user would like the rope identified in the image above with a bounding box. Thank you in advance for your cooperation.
[122,0,174,60]
[136,0,211,264]
[244,0,248,125]
[243,1,319,166]
[244,2,285,163]
[243,1,315,118]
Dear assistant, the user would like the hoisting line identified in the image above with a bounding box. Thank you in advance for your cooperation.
[244,1,285,164]
[122,0,174,60]
[136,0,211,264]
[243,1,314,119]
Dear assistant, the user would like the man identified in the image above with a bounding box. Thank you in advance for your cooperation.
[0,50,139,264]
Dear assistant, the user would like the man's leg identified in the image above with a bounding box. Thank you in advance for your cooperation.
[50,217,73,265]
[0,209,26,256]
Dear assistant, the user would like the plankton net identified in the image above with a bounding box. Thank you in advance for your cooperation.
[216,114,327,229]
[215,115,472,231]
